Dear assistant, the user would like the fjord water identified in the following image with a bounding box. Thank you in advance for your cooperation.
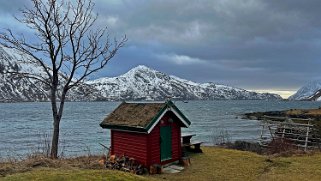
[1,100,320,158]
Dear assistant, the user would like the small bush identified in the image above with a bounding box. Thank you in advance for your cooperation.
[266,138,297,155]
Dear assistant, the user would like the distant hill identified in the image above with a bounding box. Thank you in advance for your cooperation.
[289,80,321,101]
[0,46,282,102]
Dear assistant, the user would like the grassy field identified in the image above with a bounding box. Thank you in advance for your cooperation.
[150,147,268,181]
[1,169,153,181]
[2,147,321,181]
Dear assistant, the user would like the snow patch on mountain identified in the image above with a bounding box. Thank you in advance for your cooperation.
[288,80,321,101]
[87,65,282,101]
[0,46,101,102]
[0,46,50,102]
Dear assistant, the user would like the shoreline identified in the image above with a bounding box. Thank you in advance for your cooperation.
[243,107,321,121]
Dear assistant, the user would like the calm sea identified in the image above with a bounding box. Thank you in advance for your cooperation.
[0,100,320,158]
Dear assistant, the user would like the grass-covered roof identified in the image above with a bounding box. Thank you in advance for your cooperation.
[100,100,190,133]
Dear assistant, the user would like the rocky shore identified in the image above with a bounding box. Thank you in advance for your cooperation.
[243,107,321,121]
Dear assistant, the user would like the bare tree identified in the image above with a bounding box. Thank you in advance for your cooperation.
[0,0,126,158]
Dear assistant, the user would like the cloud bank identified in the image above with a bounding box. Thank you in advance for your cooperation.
[2,0,321,93]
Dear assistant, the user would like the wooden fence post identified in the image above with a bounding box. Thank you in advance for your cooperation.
[304,122,310,152]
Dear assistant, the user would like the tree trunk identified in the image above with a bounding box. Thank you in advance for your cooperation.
[50,87,67,159]
[50,116,60,158]
[50,77,60,159]
[50,86,59,158]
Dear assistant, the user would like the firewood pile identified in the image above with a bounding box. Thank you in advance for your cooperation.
[105,155,145,175]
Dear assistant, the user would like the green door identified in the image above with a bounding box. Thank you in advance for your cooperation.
[160,126,172,161]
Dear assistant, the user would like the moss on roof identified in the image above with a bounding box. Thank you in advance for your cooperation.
[100,102,166,128]
[100,101,191,133]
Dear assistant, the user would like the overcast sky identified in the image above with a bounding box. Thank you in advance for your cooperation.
[1,0,321,98]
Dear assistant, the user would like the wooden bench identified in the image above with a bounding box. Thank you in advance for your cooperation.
[181,133,196,144]
[182,140,203,153]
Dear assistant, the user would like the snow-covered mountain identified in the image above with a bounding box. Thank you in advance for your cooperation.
[0,46,49,102]
[0,46,282,102]
[289,80,321,101]
[87,65,282,101]
[0,46,100,102]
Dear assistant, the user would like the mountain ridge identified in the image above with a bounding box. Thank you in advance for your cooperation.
[86,65,282,101]
[0,47,282,102]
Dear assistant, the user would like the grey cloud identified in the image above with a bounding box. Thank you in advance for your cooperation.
[51,0,321,90]
[2,0,321,92]
[0,1,31,14]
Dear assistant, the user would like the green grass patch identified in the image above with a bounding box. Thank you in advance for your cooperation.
[0,168,153,181]
[149,147,321,181]
[260,153,321,180]
[149,147,268,181]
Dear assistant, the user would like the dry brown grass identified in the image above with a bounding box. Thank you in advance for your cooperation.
[0,154,105,177]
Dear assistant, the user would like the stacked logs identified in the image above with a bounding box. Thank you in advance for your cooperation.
[105,155,145,175]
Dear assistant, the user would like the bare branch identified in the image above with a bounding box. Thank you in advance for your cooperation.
[6,70,52,87]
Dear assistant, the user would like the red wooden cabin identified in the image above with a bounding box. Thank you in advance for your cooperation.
[100,100,191,167]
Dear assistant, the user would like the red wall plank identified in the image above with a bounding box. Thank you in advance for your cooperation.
[111,130,148,166]
[110,111,182,167]
[148,124,160,166]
